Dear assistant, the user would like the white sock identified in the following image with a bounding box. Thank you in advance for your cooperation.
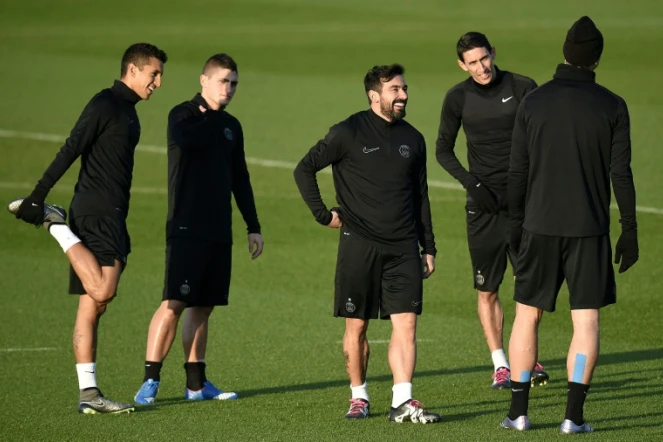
[350,381,369,402]
[491,349,510,371]
[49,224,81,253]
[76,363,98,390]
[391,382,412,408]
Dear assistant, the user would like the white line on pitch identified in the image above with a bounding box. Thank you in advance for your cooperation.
[0,347,59,352]
[336,340,434,344]
[2,128,661,215]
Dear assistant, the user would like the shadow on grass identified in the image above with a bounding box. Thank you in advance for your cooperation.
[148,347,662,408]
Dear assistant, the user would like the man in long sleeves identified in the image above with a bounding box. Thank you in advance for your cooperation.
[294,64,440,424]
[502,17,639,433]
[435,31,547,389]
[134,53,263,404]
[8,43,167,414]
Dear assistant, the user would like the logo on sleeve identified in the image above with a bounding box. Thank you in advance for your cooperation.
[399,145,411,158]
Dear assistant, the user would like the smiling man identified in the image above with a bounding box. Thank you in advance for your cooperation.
[8,43,167,414]
[294,64,440,423]
[434,32,547,390]
[134,53,263,405]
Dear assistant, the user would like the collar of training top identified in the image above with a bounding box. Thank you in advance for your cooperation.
[192,93,224,112]
[553,63,597,82]
[112,80,142,104]
[367,107,401,128]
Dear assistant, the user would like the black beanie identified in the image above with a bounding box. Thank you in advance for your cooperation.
[563,16,603,66]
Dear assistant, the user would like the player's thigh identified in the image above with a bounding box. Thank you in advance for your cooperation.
[380,252,423,319]
[195,243,232,307]
[162,238,207,305]
[68,215,128,296]
[467,210,510,293]
[514,231,565,312]
[563,235,616,310]
[334,227,381,320]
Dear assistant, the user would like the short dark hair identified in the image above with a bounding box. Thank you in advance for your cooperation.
[203,53,238,74]
[363,64,405,103]
[456,32,492,62]
[120,43,167,77]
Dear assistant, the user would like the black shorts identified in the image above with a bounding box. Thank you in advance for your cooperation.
[514,230,616,312]
[334,227,423,320]
[68,215,130,295]
[466,202,515,293]
[163,238,232,307]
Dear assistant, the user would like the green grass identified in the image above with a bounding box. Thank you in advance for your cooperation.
[1,0,662,440]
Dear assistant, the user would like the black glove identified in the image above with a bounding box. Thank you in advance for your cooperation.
[467,180,499,214]
[510,224,524,256]
[15,185,47,227]
[614,229,639,273]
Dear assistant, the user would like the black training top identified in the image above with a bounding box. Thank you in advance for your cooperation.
[36,80,142,219]
[436,67,537,195]
[509,64,637,237]
[166,94,261,244]
[294,109,436,256]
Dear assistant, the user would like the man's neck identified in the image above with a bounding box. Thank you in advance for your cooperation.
[201,93,221,111]
[369,106,391,123]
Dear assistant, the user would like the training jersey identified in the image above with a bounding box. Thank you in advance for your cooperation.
[436,66,537,195]
[294,109,436,257]
[509,64,637,237]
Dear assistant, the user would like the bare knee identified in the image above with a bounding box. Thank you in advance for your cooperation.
[390,313,417,341]
[345,318,369,339]
[478,291,499,305]
[78,295,108,318]
[515,302,544,325]
[161,300,187,319]
[192,306,214,319]
[571,309,600,332]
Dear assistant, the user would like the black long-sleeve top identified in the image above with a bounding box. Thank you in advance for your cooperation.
[436,67,537,195]
[166,94,260,243]
[35,80,142,219]
[509,64,637,237]
[294,109,436,256]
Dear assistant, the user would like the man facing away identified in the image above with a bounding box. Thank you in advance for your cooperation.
[502,16,639,433]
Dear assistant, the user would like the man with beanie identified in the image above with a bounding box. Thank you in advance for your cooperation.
[501,16,639,433]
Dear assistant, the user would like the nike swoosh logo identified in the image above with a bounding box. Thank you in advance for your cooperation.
[411,301,422,307]
[363,147,380,153]
[31,203,38,207]
[502,96,513,103]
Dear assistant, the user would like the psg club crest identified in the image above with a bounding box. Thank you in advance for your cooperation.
[346,298,356,313]
[224,127,233,140]
[475,272,485,286]
[399,145,411,158]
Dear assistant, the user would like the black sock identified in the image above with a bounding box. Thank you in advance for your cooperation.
[184,362,207,391]
[144,361,163,382]
[565,382,590,425]
[508,381,531,420]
